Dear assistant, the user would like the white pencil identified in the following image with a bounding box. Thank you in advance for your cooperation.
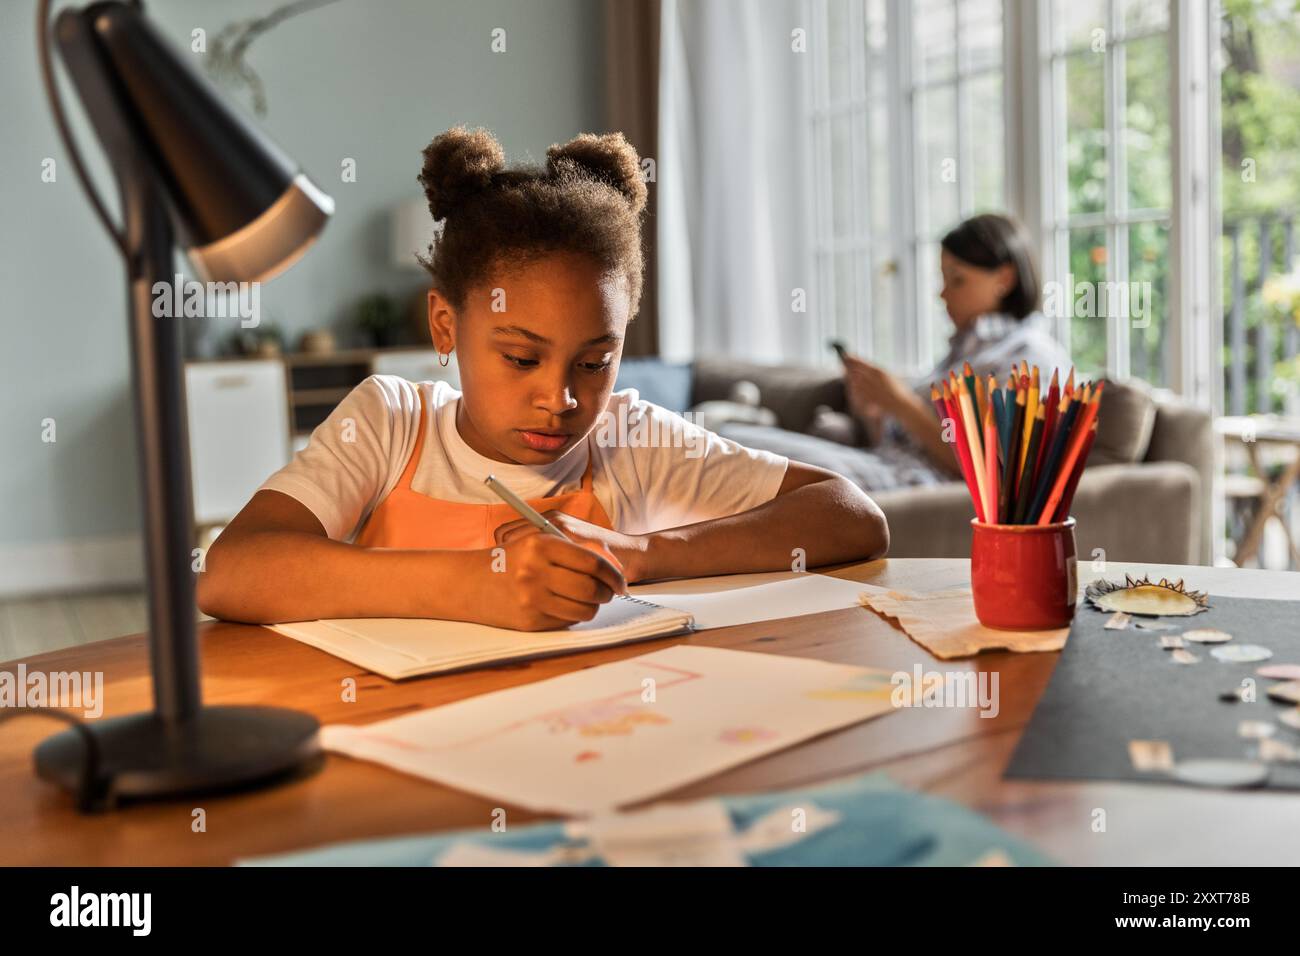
[484,474,570,541]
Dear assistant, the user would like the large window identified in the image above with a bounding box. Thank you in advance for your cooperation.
[911,0,1007,364]
[1045,0,1173,386]
[806,0,896,364]
[805,0,1223,402]
[805,0,1007,373]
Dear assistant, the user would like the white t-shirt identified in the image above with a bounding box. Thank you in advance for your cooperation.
[259,375,791,543]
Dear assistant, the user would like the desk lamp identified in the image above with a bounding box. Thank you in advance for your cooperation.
[34,0,331,809]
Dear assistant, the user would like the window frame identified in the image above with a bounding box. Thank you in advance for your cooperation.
[805,0,912,366]
[803,0,1217,412]
[1019,0,1217,404]
[804,0,1009,375]
[904,0,1010,368]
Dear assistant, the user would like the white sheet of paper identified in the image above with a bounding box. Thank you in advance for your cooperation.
[627,571,869,630]
[269,595,692,679]
[321,645,901,815]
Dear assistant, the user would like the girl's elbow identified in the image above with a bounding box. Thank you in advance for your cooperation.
[196,577,267,625]
[195,570,227,620]
[195,542,255,622]
[864,506,890,559]
[827,476,889,560]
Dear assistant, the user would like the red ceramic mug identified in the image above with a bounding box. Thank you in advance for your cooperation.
[970,517,1078,630]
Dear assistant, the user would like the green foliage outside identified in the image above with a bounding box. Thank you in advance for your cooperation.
[1220,0,1300,412]
[1060,0,1300,409]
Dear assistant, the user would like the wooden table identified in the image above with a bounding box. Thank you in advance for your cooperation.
[2,558,1298,866]
[1218,415,1300,567]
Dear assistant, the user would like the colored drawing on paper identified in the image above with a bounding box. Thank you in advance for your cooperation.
[718,726,778,744]
[804,670,895,702]
[545,701,672,737]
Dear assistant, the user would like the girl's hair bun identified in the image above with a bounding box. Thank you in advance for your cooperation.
[546,133,647,216]
[418,126,506,222]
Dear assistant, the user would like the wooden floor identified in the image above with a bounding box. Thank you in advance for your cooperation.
[0,590,151,660]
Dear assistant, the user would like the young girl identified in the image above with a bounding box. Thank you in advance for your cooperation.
[198,127,889,631]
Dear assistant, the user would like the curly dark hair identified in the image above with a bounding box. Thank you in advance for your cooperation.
[416,126,647,317]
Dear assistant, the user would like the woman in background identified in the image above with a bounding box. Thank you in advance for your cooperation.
[841,213,1072,488]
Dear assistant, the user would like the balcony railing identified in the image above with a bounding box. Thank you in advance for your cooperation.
[1223,212,1299,416]
[1222,212,1300,570]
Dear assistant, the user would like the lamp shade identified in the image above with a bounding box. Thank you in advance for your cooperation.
[85,2,333,282]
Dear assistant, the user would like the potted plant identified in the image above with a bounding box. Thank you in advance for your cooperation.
[227,322,286,357]
[355,293,402,348]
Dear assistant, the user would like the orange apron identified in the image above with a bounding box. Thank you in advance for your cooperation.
[353,390,614,550]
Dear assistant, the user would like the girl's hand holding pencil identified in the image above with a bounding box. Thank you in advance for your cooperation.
[930,361,1102,526]
[475,531,628,631]
[481,474,631,631]
[495,509,638,581]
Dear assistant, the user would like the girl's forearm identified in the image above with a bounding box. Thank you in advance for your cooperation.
[635,477,888,581]
[198,531,486,624]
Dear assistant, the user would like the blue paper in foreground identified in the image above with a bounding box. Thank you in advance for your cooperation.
[240,772,1051,867]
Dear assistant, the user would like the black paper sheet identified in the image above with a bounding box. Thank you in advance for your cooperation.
[1005,592,1300,790]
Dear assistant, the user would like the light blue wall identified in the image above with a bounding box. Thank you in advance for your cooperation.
[0,0,604,548]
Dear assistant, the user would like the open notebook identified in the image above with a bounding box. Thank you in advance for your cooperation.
[269,595,695,679]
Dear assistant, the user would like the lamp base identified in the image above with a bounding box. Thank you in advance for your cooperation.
[35,705,322,810]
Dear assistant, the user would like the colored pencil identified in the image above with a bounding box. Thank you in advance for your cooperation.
[1036,384,1091,524]
[1000,384,1026,523]
[1052,419,1098,522]
[983,397,999,523]
[962,361,979,423]
[929,383,948,424]
[991,384,1007,457]
[993,373,1011,462]
[1018,367,1039,476]
[951,383,987,523]
[1025,390,1081,524]
[1001,373,1017,449]
[1013,404,1047,524]
[1039,382,1104,524]
[932,383,966,486]
[930,363,1101,526]
[1036,368,1061,480]
[941,382,984,522]
[957,377,989,516]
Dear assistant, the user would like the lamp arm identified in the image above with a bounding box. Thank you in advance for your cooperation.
[37,0,131,256]
[45,0,204,723]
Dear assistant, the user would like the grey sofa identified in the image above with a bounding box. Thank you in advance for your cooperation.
[684,358,1213,566]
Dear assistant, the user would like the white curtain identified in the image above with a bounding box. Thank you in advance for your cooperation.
[658,0,817,364]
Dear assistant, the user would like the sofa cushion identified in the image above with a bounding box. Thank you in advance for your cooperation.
[717,422,944,491]
[692,359,846,433]
[1090,377,1157,466]
[613,358,693,413]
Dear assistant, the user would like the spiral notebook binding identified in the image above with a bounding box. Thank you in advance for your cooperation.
[615,593,665,610]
